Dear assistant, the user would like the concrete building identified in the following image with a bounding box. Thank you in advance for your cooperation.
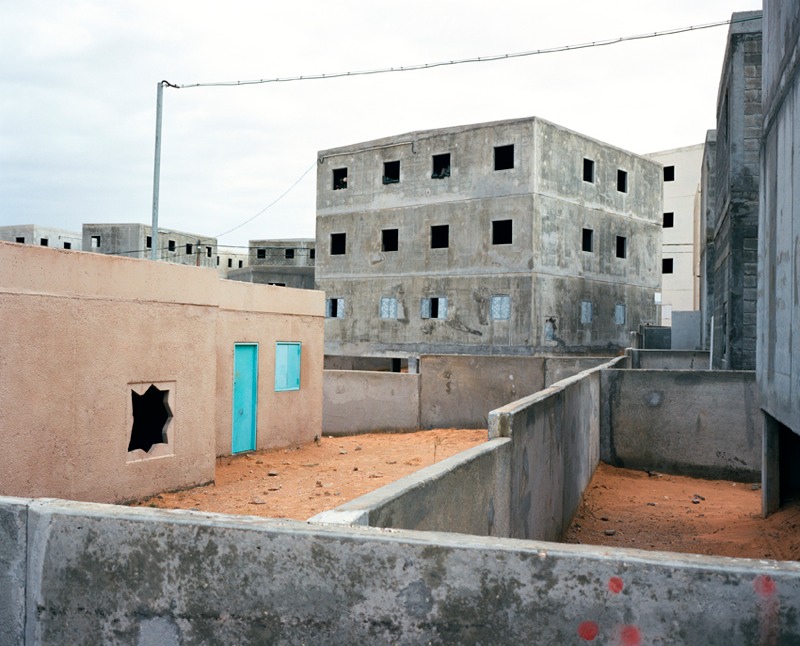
[316,117,662,360]
[0,224,82,250]
[227,238,315,289]
[216,245,249,275]
[82,223,217,268]
[699,130,717,350]
[646,144,704,328]
[706,11,762,370]
[759,1,800,514]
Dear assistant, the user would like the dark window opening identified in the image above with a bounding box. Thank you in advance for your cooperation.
[63,242,72,249]
[494,144,514,170]
[216,256,220,266]
[257,248,266,259]
[128,384,172,453]
[391,358,402,373]
[268,282,286,287]
[15,237,24,243]
[285,248,295,259]
[331,232,347,255]
[432,153,451,179]
[663,212,674,228]
[430,298,440,318]
[664,165,675,182]
[238,260,243,268]
[310,249,315,260]
[582,228,594,252]
[146,236,152,248]
[492,219,513,245]
[168,239,176,252]
[329,298,340,318]
[617,169,628,193]
[431,225,449,249]
[383,160,400,184]
[382,228,398,252]
[583,158,595,183]
[186,243,193,255]
[616,236,627,259]
[91,235,101,249]
[662,258,674,274]
[40,238,48,247]
[333,167,348,190]
[206,246,212,257]
[227,258,232,268]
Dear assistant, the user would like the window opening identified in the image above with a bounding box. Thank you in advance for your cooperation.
[380,297,398,319]
[382,228,398,252]
[186,243,193,255]
[168,239,176,252]
[206,246,212,257]
[310,249,316,260]
[432,153,451,178]
[275,342,301,392]
[662,258,674,274]
[63,242,72,249]
[40,238,48,247]
[583,158,595,183]
[616,236,627,259]
[333,167,348,190]
[216,256,220,266]
[582,228,594,252]
[544,317,558,341]
[614,304,627,325]
[494,144,514,170]
[146,235,152,248]
[257,248,266,259]
[227,258,233,268]
[490,295,511,320]
[238,260,243,268]
[421,297,447,319]
[492,220,513,245]
[91,235,101,249]
[581,301,593,324]
[326,298,345,318]
[663,212,674,228]
[128,384,172,453]
[664,165,675,182]
[430,225,449,249]
[285,248,295,259]
[383,160,400,184]
[330,232,347,255]
[617,169,628,193]
[15,237,24,243]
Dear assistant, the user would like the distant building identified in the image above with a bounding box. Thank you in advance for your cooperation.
[227,239,315,289]
[0,224,81,250]
[216,246,249,275]
[315,117,662,360]
[82,223,217,268]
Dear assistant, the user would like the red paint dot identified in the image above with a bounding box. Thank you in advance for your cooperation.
[620,624,642,646]
[754,574,777,598]
[608,576,624,594]
[577,620,599,641]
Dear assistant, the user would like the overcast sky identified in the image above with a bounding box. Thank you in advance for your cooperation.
[1,1,761,249]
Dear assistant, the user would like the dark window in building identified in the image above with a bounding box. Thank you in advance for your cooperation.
[382,228,399,252]
[664,165,675,182]
[326,298,345,318]
[40,238,48,247]
[430,224,449,249]
[168,239,176,252]
[583,158,595,183]
[63,242,72,249]
[257,248,266,259]
[285,248,295,259]
[216,256,220,266]
[227,258,232,268]
[206,246,212,257]
[331,232,347,255]
[617,169,628,193]
[432,153,451,178]
[333,167,348,190]
[15,237,24,243]
[238,260,243,268]
[663,212,674,228]
[494,144,514,170]
[90,236,101,249]
[310,248,316,260]
[383,160,400,184]
[186,243,193,255]
[421,296,447,319]
[146,235,152,248]
[662,258,674,274]
[582,228,594,252]
[127,384,171,453]
[492,219,513,245]
[616,235,627,259]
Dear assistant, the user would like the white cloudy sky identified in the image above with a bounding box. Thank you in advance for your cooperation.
[1,1,760,249]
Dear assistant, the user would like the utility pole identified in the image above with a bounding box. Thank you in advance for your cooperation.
[151,81,176,261]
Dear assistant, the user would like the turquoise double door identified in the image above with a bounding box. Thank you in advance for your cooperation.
[232,343,258,454]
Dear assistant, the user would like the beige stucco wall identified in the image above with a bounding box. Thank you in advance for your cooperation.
[0,241,324,503]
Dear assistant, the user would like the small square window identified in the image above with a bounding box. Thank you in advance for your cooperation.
[421,297,447,319]
[490,295,511,320]
[275,342,301,392]
[492,220,513,245]
[63,242,72,249]
[186,243,193,255]
[580,301,593,324]
[168,239,176,252]
[662,258,674,274]
[382,228,398,252]
[494,144,514,170]
[617,169,628,193]
[326,298,345,318]
[616,236,627,259]
[40,238,48,247]
[91,236,101,249]
[333,168,348,190]
[614,304,627,325]
[330,232,347,255]
[663,212,674,228]
[146,236,152,248]
[664,165,675,182]
[285,248,295,259]
[583,158,595,183]
[432,153,451,179]
[383,160,400,184]
[15,236,24,243]
[431,225,449,249]
[582,228,594,253]
[380,297,398,319]
[257,248,266,259]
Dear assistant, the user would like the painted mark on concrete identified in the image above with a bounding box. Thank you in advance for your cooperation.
[608,576,625,594]
[578,620,599,641]
[754,574,777,598]
[619,624,642,646]
[645,391,663,407]
[754,574,780,645]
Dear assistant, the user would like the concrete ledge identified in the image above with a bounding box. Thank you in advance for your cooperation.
[627,349,711,370]
[0,497,28,646]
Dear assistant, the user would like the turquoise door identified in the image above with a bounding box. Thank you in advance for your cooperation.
[232,343,258,453]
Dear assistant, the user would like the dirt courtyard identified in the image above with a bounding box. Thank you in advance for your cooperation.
[131,431,800,561]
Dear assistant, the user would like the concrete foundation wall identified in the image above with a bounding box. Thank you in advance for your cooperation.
[8,496,800,645]
[602,369,760,480]
[628,349,710,370]
[323,370,420,435]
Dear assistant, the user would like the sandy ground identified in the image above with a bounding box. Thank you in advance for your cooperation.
[131,434,800,561]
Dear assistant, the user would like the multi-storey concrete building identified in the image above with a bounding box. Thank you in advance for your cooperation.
[315,117,662,360]
[699,130,717,350]
[226,238,315,289]
[0,224,82,250]
[82,223,217,268]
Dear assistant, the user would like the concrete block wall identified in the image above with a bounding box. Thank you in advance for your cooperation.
[6,496,800,644]
[627,349,710,370]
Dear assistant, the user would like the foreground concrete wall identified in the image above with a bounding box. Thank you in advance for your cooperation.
[627,349,710,370]
[323,370,419,435]
[602,369,760,480]
[8,496,800,645]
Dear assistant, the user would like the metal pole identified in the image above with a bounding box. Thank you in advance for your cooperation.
[151,81,164,261]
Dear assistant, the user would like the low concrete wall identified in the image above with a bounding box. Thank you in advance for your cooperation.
[323,370,419,435]
[602,369,761,480]
[7,496,800,644]
[544,356,618,386]
[627,348,710,369]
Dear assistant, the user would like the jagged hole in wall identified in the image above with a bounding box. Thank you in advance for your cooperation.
[128,385,172,453]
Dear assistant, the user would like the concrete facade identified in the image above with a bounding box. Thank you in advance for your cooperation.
[0,224,82,250]
[82,222,217,268]
[216,244,248,275]
[0,241,324,503]
[699,130,717,350]
[316,117,662,359]
[226,238,316,288]
[707,12,762,370]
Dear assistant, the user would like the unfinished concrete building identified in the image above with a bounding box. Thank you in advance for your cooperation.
[227,238,315,289]
[82,223,217,268]
[699,130,717,350]
[0,224,82,250]
[316,117,662,360]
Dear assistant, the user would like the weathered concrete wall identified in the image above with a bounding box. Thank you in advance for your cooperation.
[671,310,702,350]
[602,369,760,480]
[628,349,710,370]
[226,264,315,289]
[11,496,800,644]
[0,499,26,646]
[544,356,615,386]
[323,370,419,435]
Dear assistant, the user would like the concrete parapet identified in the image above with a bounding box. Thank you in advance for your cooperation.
[0,497,27,646]
[627,348,711,369]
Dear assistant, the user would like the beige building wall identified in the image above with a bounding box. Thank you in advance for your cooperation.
[0,241,324,503]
